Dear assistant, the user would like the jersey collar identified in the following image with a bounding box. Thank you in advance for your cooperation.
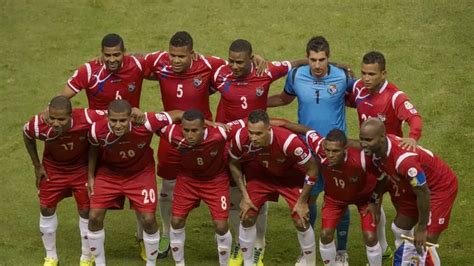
[378,80,389,94]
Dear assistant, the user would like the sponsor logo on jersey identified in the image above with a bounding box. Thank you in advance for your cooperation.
[377,113,386,122]
[155,113,167,121]
[137,142,146,149]
[128,82,136,92]
[404,101,414,110]
[256,87,264,96]
[193,75,202,88]
[210,149,218,156]
[408,167,418,177]
[327,84,337,95]
[294,147,304,156]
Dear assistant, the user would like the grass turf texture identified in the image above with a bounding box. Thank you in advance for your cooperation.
[1,0,473,265]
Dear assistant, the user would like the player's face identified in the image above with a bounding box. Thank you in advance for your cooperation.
[361,63,386,92]
[182,119,205,146]
[247,121,270,148]
[108,111,131,136]
[169,45,193,73]
[308,50,329,78]
[48,107,71,134]
[323,140,346,165]
[359,125,383,156]
[102,45,124,72]
[228,51,252,78]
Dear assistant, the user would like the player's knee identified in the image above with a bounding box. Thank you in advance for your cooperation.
[363,231,378,246]
[140,213,158,230]
[427,233,440,244]
[213,220,229,235]
[320,228,335,244]
[78,208,89,219]
[171,216,186,229]
[293,218,309,232]
[88,210,105,230]
[241,215,257,228]
[40,206,56,217]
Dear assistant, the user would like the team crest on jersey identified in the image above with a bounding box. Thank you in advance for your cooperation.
[408,167,418,178]
[193,75,203,88]
[128,82,136,92]
[350,176,359,183]
[256,87,264,96]
[294,147,304,156]
[327,84,338,95]
[377,113,386,122]
[137,142,146,149]
[210,149,218,156]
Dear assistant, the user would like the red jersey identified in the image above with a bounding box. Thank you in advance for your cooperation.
[229,126,311,186]
[347,80,423,140]
[373,135,457,196]
[305,130,378,202]
[67,55,149,110]
[89,112,172,177]
[160,119,245,179]
[23,108,106,172]
[213,61,291,123]
[145,52,227,120]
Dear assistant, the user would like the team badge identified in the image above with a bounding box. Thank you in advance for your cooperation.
[210,150,218,156]
[137,142,146,149]
[350,176,358,183]
[377,113,386,122]
[327,84,338,95]
[408,167,418,178]
[256,87,264,96]
[128,82,136,92]
[294,147,304,156]
[193,75,202,88]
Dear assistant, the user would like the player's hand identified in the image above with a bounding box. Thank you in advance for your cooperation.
[94,55,105,65]
[240,197,257,221]
[269,118,290,127]
[34,164,49,190]
[253,55,267,77]
[414,225,427,255]
[331,62,355,79]
[131,107,146,125]
[399,137,417,151]
[87,177,95,198]
[192,51,200,61]
[40,106,52,125]
[292,201,310,229]
[364,202,380,227]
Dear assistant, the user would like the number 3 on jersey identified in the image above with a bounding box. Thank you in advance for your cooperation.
[177,84,183,98]
[240,96,248,109]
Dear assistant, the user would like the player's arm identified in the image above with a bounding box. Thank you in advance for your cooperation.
[394,94,423,151]
[167,110,185,123]
[87,145,99,198]
[22,131,48,189]
[293,156,318,227]
[228,157,257,220]
[365,173,389,224]
[270,119,311,135]
[267,91,295,107]
[412,183,430,254]
[288,58,307,68]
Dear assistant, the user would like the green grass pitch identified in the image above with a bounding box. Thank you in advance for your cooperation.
[1,0,473,265]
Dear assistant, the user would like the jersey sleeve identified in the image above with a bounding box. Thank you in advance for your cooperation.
[212,65,228,93]
[283,68,297,96]
[345,79,362,108]
[159,123,179,146]
[144,112,173,133]
[23,115,40,140]
[84,109,108,124]
[88,122,99,146]
[206,55,227,71]
[144,51,165,78]
[304,130,324,156]
[285,134,312,165]
[67,63,93,93]
[132,55,152,78]
[392,92,423,140]
[267,61,291,82]
[396,153,426,187]
[225,119,247,139]
[228,128,245,160]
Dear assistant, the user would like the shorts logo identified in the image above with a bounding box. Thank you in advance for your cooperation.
[256,87,264,96]
[439,218,445,224]
[407,167,418,178]
[80,136,86,141]
[128,82,136,92]
[350,176,358,183]
[327,84,337,95]
[404,101,414,110]
[193,75,203,88]
[294,147,304,156]
[137,142,146,149]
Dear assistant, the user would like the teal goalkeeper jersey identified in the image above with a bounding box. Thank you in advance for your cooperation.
[284,64,354,136]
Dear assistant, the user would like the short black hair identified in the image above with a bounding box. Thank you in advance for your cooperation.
[229,39,253,55]
[108,100,131,115]
[363,51,386,71]
[325,129,347,145]
[169,31,193,50]
[248,109,269,125]
[101,33,124,51]
[183,109,204,123]
[306,36,330,57]
[49,96,72,114]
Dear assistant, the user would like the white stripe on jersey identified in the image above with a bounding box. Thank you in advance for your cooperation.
[395,152,418,171]
[283,134,297,156]
[84,108,92,125]
[153,51,167,68]
[200,54,212,70]
[85,63,92,83]
[163,112,172,125]
[360,150,366,172]
[237,119,246,128]
[217,126,228,140]
[235,128,243,152]
[283,60,292,71]
[34,115,40,138]
[23,122,33,139]
[213,64,226,84]
[144,112,152,132]
[90,123,98,145]
[391,91,404,110]
[168,124,176,144]
[67,80,81,93]
[131,56,143,71]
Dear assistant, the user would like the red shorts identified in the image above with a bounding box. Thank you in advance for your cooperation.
[322,195,376,232]
[91,165,157,213]
[38,168,89,210]
[157,139,181,180]
[173,173,230,220]
[246,177,303,219]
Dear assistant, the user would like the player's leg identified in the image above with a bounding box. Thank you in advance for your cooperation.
[88,208,108,266]
[157,178,175,258]
[391,212,417,248]
[335,207,350,265]
[229,185,244,266]
[318,196,346,266]
[376,206,393,263]
[72,174,93,265]
[39,206,59,265]
[214,220,232,266]
[137,211,160,266]
[358,203,382,266]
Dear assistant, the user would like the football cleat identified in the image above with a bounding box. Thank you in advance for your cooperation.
[135,233,147,261]
[229,243,243,266]
[43,257,59,266]
[79,257,94,266]
[157,235,171,259]
[253,248,264,266]
[335,250,349,266]
[382,246,394,265]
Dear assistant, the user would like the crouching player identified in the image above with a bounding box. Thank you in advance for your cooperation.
[87,99,183,266]
[23,96,106,266]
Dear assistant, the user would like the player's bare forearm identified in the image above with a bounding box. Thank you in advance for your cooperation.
[267,92,294,107]
[58,85,77,99]
[299,157,319,202]
[23,132,41,167]
[87,145,99,179]
[347,139,361,149]
[298,183,313,204]
[281,121,312,135]
[413,185,431,227]
[229,159,249,198]
[289,58,308,68]
[372,174,388,198]
[167,110,184,123]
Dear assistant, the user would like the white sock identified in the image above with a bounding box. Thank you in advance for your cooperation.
[429,246,441,266]
[239,224,256,266]
[366,242,382,266]
[391,222,413,248]
[159,179,175,237]
[319,240,336,266]
[229,186,241,244]
[295,227,316,265]
[78,217,90,260]
[135,212,144,240]
[143,230,160,266]
[170,226,185,263]
[40,213,58,260]
[377,208,388,252]
[255,202,268,250]
[88,229,105,266]
[216,230,232,266]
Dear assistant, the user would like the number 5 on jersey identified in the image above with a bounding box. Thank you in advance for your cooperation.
[177,84,183,98]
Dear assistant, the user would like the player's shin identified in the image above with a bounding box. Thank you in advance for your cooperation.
[366,242,382,266]
[87,229,106,266]
[229,186,241,243]
[391,222,414,248]
[40,213,58,260]
[239,223,257,266]
[319,239,336,266]
[297,227,316,265]
[170,226,185,264]
[135,212,144,240]
[143,230,160,265]
[216,230,232,266]
[377,207,388,252]
[255,202,268,249]
[78,217,91,260]
[159,179,175,237]
[336,208,350,251]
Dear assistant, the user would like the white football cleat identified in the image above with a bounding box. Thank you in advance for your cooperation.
[335,250,349,266]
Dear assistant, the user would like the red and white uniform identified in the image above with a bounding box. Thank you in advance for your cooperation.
[229,126,311,218]
[213,61,291,123]
[67,55,150,110]
[161,120,245,220]
[347,80,423,140]
[305,130,378,231]
[373,134,458,233]
[88,112,172,212]
[23,108,106,209]
[144,52,227,180]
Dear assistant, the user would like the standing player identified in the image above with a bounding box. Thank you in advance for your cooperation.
[160,109,245,266]
[228,110,319,266]
[86,100,183,266]
[267,36,354,264]
[23,96,105,266]
[360,119,458,266]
